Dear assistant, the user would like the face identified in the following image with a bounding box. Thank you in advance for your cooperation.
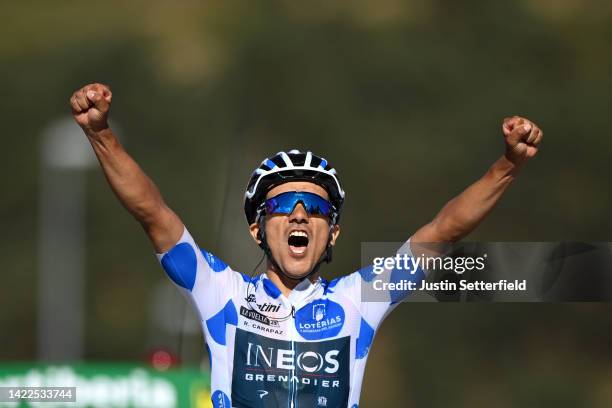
[249,181,341,279]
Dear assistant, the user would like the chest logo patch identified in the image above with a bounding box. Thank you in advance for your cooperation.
[295,299,345,340]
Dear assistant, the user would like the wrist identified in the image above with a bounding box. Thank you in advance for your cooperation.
[491,154,521,183]
[85,126,118,150]
[85,125,112,140]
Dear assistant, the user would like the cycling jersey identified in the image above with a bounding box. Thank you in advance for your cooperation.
[157,227,424,408]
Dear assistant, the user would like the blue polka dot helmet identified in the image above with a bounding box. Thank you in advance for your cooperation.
[244,150,345,225]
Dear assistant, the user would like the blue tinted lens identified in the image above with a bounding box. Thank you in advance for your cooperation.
[265,191,333,216]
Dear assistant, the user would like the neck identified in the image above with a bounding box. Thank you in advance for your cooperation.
[265,261,319,297]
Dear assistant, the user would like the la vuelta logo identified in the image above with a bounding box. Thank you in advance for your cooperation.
[295,300,345,340]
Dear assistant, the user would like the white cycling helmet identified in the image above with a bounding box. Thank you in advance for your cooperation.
[244,149,345,225]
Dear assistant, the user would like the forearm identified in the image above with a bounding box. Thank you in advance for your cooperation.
[417,155,519,243]
[86,127,182,250]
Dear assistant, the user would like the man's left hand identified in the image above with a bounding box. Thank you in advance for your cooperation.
[503,116,544,166]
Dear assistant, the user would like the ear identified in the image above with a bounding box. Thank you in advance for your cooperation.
[249,222,261,245]
[329,224,341,246]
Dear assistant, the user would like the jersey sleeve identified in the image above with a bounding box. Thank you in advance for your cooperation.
[155,226,245,322]
[336,239,426,332]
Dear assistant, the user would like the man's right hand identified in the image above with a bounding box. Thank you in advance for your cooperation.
[70,83,112,134]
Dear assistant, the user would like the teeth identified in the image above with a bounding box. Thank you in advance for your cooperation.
[290,231,308,238]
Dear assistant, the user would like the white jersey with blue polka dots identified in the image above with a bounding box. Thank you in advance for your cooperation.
[157,227,423,408]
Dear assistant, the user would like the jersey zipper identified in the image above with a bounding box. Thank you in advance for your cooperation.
[289,304,296,408]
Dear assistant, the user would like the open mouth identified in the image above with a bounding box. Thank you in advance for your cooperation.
[288,230,309,255]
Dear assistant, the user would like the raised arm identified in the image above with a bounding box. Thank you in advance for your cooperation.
[70,83,183,252]
[412,116,543,244]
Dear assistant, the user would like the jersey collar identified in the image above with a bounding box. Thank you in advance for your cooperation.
[258,273,324,308]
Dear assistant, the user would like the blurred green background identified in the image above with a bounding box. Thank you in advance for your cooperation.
[1,1,611,407]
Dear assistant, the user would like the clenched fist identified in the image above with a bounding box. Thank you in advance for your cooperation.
[70,83,112,134]
[503,116,543,166]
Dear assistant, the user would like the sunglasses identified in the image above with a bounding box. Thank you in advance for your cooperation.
[263,191,336,218]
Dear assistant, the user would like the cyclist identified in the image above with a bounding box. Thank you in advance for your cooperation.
[70,83,543,408]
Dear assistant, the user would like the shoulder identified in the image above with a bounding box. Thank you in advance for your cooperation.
[319,266,377,307]
[322,265,378,292]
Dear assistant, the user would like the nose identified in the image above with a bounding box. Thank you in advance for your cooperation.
[289,202,309,224]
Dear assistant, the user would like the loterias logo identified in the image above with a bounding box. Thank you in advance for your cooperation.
[231,329,349,408]
[295,300,345,340]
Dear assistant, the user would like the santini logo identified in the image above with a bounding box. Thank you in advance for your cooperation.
[245,294,281,313]
[257,302,281,313]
